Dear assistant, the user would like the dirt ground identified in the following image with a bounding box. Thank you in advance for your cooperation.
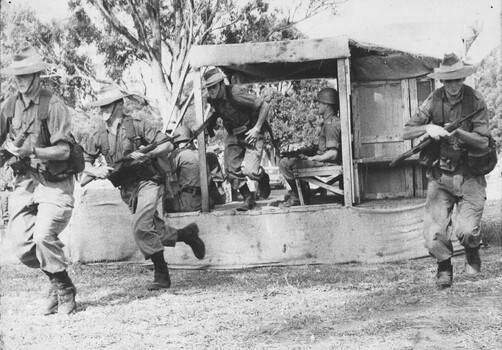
[1,245,501,350]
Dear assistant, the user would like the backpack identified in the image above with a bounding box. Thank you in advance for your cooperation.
[467,136,498,176]
[4,89,85,179]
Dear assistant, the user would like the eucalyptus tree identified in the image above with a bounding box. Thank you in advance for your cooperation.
[71,0,340,123]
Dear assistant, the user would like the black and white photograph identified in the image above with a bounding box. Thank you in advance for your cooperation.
[1,0,501,349]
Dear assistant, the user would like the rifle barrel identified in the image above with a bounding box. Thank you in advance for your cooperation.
[388,107,484,168]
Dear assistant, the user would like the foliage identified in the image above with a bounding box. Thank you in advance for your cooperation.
[264,80,328,151]
[475,47,502,153]
[0,6,98,108]
[67,0,339,124]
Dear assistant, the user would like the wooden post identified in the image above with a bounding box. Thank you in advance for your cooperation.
[337,58,355,205]
[193,68,210,212]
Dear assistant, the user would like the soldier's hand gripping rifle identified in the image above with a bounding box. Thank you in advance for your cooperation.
[80,135,174,187]
[389,107,485,168]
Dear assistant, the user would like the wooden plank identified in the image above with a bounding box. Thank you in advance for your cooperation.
[190,37,350,68]
[352,87,362,159]
[361,135,403,143]
[162,60,191,133]
[294,166,342,177]
[338,58,355,206]
[303,178,344,196]
[193,69,210,213]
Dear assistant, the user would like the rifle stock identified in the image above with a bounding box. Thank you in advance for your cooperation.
[80,135,174,187]
[389,107,485,168]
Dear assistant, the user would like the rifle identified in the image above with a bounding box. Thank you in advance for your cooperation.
[0,119,35,169]
[281,146,318,159]
[389,107,485,168]
[182,112,217,147]
[80,134,174,187]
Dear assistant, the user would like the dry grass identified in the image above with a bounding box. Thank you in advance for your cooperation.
[1,247,501,350]
[482,199,502,246]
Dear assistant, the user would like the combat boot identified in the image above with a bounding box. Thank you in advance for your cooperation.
[436,259,453,288]
[465,246,481,275]
[147,270,171,290]
[43,279,59,315]
[147,251,171,290]
[237,192,256,211]
[279,193,300,208]
[53,271,77,314]
[178,223,205,260]
[258,169,271,199]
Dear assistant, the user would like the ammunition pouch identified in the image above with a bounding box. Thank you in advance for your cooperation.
[438,144,462,172]
[181,186,202,196]
[10,158,31,176]
[419,141,440,167]
[466,136,498,176]
[108,160,162,188]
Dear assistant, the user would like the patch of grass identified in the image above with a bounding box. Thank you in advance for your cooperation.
[482,199,502,246]
[1,248,501,350]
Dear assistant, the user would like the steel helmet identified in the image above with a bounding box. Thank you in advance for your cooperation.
[173,125,193,143]
[315,88,339,105]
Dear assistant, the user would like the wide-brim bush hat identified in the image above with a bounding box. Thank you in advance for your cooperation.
[1,45,50,75]
[427,53,476,80]
[202,68,225,88]
[89,85,130,107]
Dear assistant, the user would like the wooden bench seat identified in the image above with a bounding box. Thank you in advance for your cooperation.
[293,165,344,205]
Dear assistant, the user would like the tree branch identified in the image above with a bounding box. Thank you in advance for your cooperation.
[89,0,141,51]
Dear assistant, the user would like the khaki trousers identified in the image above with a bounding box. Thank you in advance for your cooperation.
[9,177,74,273]
[120,180,178,258]
[423,170,486,262]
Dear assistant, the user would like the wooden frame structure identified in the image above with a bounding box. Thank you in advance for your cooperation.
[64,37,445,267]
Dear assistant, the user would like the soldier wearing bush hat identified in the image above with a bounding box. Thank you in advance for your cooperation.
[403,53,492,288]
[84,84,205,291]
[0,44,78,314]
[202,68,271,211]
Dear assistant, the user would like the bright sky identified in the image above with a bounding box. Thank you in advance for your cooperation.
[5,0,501,63]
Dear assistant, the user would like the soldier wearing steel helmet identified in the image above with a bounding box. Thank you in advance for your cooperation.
[166,125,226,213]
[202,68,271,211]
[278,87,342,207]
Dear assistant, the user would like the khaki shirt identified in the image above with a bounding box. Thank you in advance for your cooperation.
[84,115,167,163]
[318,115,341,160]
[406,86,489,142]
[0,86,73,148]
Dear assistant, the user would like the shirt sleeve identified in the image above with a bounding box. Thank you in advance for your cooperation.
[83,130,102,163]
[406,93,433,127]
[137,118,168,145]
[230,86,263,112]
[46,95,73,145]
[325,120,341,150]
[470,91,489,137]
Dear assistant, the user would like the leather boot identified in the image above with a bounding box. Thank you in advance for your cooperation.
[53,271,77,314]
[237,192,256,211]
[258,168,271,199]
[41,270,58,315]
[147,270,171,291]
[465,246,481,275]
[43,278,59,315]
[436,259,453,288]
[177,223,205,260]
[279,192,300,207]
[147,251,171,290]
